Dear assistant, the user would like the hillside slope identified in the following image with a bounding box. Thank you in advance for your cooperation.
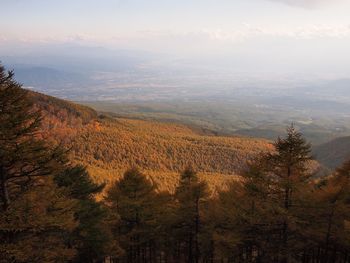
[29,90,97,126]
[70,118,273,192]
[27,90,98,144]
[28,89,273,193]
[314,136,350,170]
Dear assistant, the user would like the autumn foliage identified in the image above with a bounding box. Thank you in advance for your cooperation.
[1,65,349,263]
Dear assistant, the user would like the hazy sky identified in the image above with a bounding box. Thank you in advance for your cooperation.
[1,0,350,78]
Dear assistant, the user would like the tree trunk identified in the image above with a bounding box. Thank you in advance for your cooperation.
[195,197,200,263]
[0,166,10,211]
[324,205,335,263]
[281,165,291,263]
[189,232,193,263]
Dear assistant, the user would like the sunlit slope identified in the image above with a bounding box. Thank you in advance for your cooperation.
[28,89,273,192]
[70,118,273,192]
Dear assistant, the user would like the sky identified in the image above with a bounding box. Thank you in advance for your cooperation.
[1,0,350,78]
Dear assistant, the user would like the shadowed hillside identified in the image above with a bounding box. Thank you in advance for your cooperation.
[25,90,98,145]
[314,136,350,169]
[29,90,97,126]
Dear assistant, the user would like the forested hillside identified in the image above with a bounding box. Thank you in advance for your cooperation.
[25,90,98,146]
[1,66,350,263]
[23,88,273,193]
[70,118,272,192]
[28,87,328,194]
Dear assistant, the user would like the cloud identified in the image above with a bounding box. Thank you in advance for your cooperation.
[200,24,350,42]
[266,0,345,9]
[2,24,350,56]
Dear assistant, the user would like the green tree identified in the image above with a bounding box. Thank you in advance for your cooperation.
[0,64,76,262]
[0,65,64,211]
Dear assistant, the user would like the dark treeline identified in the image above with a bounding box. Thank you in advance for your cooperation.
[0,65,349,263]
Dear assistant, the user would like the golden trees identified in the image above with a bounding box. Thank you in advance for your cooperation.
[0,179,77,262]
[174,167,209,263]
[106,168,159,262]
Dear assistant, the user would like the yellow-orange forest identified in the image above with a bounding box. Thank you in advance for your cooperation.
[2,73,350,263]
[33,91,273,194]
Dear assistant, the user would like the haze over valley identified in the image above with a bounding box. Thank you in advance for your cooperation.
[2,1,350,262]
[2,42,350,145]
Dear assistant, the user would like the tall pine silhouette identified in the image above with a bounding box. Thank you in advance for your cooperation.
[0,65,65,211]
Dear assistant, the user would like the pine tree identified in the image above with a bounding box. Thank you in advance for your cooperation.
[309,160,350,262]
[215,159,278,262]
[55,165,118,263]
[267,125,313,262]
[106,168,158,263]
[216,125,314,262]
[0,65,65,211]
[0,179,77,263]
[0,64,76,262]
[174,167,209,263]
